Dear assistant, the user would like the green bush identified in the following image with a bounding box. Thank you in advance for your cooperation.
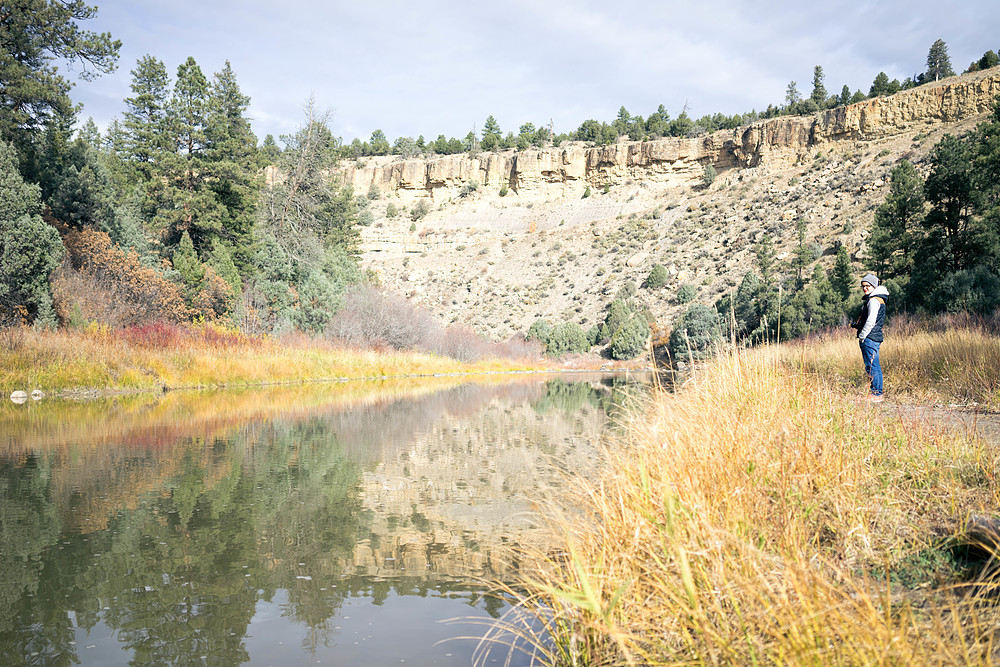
[546,322,589,356]
[668,304,722,362]
[386,203,398,217]
[677,283,697,303]
[583,186,591,198]
[609,314,650,360]
[526,318,552,345]
[703,164,717,187]
[644,264,669,289]
[410,199,430,221]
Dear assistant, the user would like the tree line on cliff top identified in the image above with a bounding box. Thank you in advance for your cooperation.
[2,3,1000,361]
[345,39,998,159]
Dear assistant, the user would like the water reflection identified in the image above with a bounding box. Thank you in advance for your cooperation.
[0,374,650,666]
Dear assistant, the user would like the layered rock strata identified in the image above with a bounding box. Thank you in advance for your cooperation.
[339,70,1000,202]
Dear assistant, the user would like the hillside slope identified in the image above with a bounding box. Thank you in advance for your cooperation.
[343,69,1000,342]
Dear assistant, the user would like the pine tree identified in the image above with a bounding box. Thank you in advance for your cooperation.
[926,39,955,82]
[831,245,853,302]
[0,141,64,323]
[810,66,827,106]
[0,1,120,149]
[868,160,924,278]
[114,55,171,179]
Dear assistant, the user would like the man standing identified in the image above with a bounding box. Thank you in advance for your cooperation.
[855,273,889,402]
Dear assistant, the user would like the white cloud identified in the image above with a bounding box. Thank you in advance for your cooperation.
[71,0,1000,144]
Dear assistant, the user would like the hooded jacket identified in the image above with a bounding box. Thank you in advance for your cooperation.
[856,285,889,342]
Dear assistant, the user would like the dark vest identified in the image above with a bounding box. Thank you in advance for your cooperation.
[858,294,886,342]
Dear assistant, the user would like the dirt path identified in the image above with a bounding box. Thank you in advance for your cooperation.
[884,401,1000,444]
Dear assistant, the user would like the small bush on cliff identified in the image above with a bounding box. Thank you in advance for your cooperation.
[410,199,430,221]
[703,164,717,187]
[644,264,669,289]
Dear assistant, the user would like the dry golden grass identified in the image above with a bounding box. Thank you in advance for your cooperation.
[488,329,1000,666]
[0,323,548,394]
[788,322,1000,407]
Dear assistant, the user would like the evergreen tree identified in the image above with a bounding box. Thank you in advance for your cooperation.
[979,50,999,71]
[172,230,205,295]
[926,39,955,82]
[481,116,501,151]
[151,56,228,253]
[0,0,120,149]
[867,160,924,278]
[810,66,827,106]
[668,304,720,361]
[0,141,64,323]
[114,55,171,179]
[369,129,389,155]
[830,245,853,302]
[785,81,801,108]
[921,134,983,272]
[204,60,259,270]
[869,72,894,97]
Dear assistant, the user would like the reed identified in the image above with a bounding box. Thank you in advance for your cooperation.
[0,322,547,394]
[489,331,1000,665]
[789,324,1000,406]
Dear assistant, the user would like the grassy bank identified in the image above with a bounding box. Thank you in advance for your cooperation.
[0,322,549,395]
[492,326,1000,665]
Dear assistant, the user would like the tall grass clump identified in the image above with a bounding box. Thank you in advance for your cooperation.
[486,341,1000,665]
[791,317,1000,407]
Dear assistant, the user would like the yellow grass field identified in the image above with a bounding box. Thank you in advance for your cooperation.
[488,325,1000,666]
[0,322,548,395]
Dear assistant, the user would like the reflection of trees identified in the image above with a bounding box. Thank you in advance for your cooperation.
[0,456,66,664]
[0,376,643,661]
[0,420,367,665]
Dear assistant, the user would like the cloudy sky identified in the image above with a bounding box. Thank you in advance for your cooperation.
[70,0,999,146]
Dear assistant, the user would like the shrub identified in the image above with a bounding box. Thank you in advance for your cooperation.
[583,186,591,198]
[526,318,552,345]
[668,303,722,361]
[56,228,189,326]
[459,181,479,198]
[386,203,398,217]
[411,199,430,221]
[326,284,434,350]
[703,164,717,187]
[499,184,509,197]
[677,283,697,303]
[546,322,589,356]
[644,264,669,289]
[609,314,650,360]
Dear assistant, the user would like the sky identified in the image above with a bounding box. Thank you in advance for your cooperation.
[68,0,1000,146]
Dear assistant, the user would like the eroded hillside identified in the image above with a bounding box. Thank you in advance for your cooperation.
[343,69,1000,342]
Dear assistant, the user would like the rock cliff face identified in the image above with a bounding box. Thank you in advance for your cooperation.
[339,70,1000,202]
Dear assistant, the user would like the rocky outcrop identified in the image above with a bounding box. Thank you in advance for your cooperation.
[340,70,1000,201]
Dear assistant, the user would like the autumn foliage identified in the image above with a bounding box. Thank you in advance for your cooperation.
[53,228,189,326]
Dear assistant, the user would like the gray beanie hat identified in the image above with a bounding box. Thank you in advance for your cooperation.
[861,273,879,288]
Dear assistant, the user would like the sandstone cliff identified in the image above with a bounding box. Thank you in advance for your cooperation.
[350,68,1000,343]
[340,69,1000,203]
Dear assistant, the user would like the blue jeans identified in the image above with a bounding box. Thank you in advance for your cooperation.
[859,338,883,396]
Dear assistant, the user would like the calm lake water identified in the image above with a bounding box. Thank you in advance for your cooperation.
[0,373,652,666]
